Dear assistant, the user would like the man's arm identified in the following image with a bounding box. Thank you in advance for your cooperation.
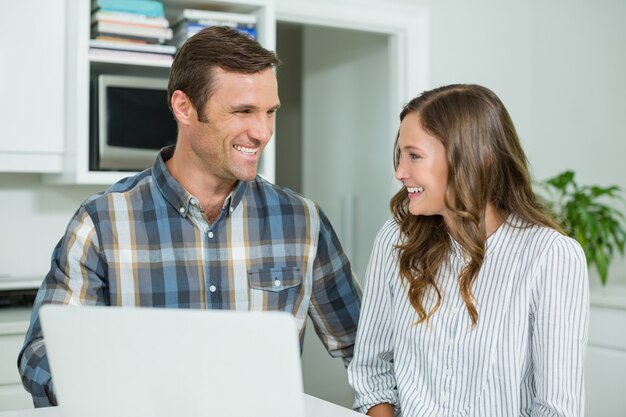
[307,207,361,366]
[18,207,108,407]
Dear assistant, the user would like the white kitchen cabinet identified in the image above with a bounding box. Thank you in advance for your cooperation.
[44,0,276,185]
[0,308,33,412]
[0,0,65,173]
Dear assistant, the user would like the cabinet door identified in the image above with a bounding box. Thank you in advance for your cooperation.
[0,0,64,158]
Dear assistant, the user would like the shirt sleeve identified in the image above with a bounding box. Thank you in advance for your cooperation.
[18,206,109,407]
[348,220,399,413]
[530,235,589,417]
[307,206,361,366]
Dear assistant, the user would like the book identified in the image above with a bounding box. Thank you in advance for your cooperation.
[92,0,165,18]
[88,47,173,64]
[173,8,257,26]
[170,22,257,47]
[93,20,173,40]
[93,17,171,31]
[90,38,176,54]
[92,10,170,28]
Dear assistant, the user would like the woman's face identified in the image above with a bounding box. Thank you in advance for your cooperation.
[395,112,451,223]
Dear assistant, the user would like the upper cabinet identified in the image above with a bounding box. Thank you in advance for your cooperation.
[39,0,275,184]
[0,0,65,173]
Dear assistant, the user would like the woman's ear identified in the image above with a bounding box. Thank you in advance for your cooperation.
[171,90,194,125]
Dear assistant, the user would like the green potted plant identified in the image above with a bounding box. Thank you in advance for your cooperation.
[539,170,626,285]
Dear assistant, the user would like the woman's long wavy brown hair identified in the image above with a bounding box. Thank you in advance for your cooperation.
[391,84,561,326]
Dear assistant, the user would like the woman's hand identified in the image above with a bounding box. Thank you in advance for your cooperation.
[367,403,394,417]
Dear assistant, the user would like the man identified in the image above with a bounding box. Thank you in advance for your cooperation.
[18,26,361,407]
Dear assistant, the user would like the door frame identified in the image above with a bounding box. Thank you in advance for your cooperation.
[275,0,430,196]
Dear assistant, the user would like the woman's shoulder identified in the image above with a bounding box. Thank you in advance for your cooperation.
[375,218,402,244]
[506,214,585,262]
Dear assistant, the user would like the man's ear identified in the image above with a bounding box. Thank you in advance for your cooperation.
[171,90,194,125]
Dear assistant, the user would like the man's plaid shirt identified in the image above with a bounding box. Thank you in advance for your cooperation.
[19,147,361,407]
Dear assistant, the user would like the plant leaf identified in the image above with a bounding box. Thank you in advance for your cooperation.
[539,170,626,286]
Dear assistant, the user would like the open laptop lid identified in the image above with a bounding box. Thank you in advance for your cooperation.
[39,305,306,417]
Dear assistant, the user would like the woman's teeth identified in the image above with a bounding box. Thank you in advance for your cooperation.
[407,187,424,193]
[233,145,257,155]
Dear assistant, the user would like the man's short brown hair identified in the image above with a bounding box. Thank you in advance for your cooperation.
[167,26,281,118]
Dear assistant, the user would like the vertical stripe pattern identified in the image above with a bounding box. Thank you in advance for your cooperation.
[348,215,589,417]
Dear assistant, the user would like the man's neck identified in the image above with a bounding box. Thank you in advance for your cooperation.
[165,149,236,221]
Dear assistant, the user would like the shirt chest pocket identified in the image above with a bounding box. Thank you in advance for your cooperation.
[247,267,302,312]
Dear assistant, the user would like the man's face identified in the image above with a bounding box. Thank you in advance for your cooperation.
[187,67,280,183]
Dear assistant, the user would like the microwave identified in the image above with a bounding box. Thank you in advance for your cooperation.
[90,74,177,171]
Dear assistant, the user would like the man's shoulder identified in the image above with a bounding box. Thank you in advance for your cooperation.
[249,176,318,211]
[81,169,155,211]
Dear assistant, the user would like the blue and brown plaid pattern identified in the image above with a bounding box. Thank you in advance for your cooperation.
[19,146,361,407]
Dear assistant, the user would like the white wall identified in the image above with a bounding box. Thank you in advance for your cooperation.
[528,0,626,286]
[390,0,626,285]
[0,174,102,281]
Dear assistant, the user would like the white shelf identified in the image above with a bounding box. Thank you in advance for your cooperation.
[0,307,31,335]
[89,55,173,68]
[0,276,41,292]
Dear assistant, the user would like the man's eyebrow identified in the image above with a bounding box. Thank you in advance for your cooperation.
[230,103,281,111]
[230,104,256,111]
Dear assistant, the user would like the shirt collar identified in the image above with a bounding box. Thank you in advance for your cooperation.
[153,146,249,218]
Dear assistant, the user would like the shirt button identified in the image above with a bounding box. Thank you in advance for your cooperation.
[190,198,198,206]
[179,207,186,214]
[445,368,453,376]
[452,307,460,314]
[208,231,214,238]
[229,207,234,213]
[273,279,281,287]
[209,285,217,293]
[441,393,449,403]
[446,338,455,347]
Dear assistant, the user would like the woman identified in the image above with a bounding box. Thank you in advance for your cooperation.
[348,84,589,417]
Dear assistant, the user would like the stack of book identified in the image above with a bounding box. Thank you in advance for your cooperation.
[170,9,258,48]
[90,0,175,63]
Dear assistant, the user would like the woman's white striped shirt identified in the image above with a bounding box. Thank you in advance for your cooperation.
[348,214,589,417]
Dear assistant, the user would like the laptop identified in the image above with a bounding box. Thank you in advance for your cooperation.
[39,304,306,417]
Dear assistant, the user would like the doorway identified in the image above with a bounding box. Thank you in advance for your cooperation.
[275,22,395,407]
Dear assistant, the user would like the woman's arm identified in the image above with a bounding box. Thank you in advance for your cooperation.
[531,236,589,417]
[347,220,400,414]
[367,403,395,417]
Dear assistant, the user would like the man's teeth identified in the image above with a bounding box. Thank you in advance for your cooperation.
[407,187,424,193]
[233,145,257,155]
